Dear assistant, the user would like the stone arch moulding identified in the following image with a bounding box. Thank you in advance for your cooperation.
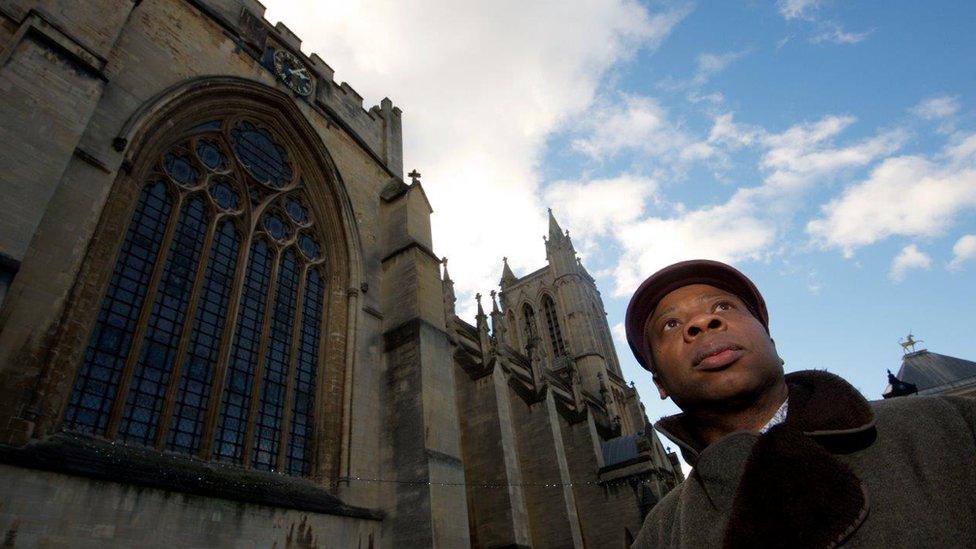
[32,76,364,487]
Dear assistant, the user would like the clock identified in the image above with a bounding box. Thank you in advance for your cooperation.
[273,49,313,97]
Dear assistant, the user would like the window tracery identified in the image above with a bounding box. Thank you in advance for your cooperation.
[63,118,329,477]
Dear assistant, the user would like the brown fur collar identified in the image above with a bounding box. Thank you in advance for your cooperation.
[656,370,876,548]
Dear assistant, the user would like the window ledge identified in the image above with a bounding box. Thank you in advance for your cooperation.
[0,433,383,521]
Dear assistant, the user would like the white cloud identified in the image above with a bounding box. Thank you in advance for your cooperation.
[889,244,931,282]
[260,0,691,317]
[948,234,976,271]
[571,94,710,162]
[692,50,748,86]
[777,1,868,45]
[601,114,908,295]
[610,194,776,296]
[543,175,658,242]
[807,134,976,256]
[811,23,870,45]
[911,95,961,120]
[778,0,819,20]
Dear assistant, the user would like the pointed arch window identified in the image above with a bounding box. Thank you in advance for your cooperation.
[522,303,538,353]
[542,295,567,357]
[62,118,329,476]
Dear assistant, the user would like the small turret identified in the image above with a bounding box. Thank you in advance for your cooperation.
[489,290,506,346]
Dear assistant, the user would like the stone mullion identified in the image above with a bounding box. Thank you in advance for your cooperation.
[240,245,283,468]
[311,274,340,485]
[197,222,252,459]
[153,211,219,450]
[276,261,309,472]
[105,191,185,440]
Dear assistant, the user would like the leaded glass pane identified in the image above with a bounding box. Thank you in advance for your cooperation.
[285,198,307,224]
[287,268,322,475]
[118,196,209,446]
[63,181,172,434]
[166,220,239,454]
[264,214,288,241]
[298,233,319,261]
[195,139,227,171]
[251,249,300,471]
[213,238,273,463]
[163,153,198,187]
[210,180,239,211]
[231,121,292,188]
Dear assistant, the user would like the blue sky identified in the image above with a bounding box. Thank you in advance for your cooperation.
[264,0,976,444]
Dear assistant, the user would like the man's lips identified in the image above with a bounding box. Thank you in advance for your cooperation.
[693,343,744,370]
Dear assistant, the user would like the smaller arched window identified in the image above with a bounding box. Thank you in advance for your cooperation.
[542,295,567,357]
[522,303,537,353]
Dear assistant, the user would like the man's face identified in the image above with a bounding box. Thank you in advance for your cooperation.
[646,283,783,412]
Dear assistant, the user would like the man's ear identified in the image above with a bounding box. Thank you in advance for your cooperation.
[652,374,669,400]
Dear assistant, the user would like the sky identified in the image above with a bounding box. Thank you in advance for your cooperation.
[262,0,976,464]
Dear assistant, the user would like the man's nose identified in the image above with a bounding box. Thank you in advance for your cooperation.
[684,313,724,340]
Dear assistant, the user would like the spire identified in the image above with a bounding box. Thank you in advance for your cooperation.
[441,256,452,282]
[547,207,563,241]
[500,256,517,287]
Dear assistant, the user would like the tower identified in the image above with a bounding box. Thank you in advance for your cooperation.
[501,209,625,406]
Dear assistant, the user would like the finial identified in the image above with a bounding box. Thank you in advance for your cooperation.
[475,292,481,303]
[899,332,923,354]
[407,169,421,185]
[490,290,500,313]
[441,256,448,267]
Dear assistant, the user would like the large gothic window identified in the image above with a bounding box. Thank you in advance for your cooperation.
[542,295,567,357]
[62,117,328,477]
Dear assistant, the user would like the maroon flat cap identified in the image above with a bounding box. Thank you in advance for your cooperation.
[625,259,768,371]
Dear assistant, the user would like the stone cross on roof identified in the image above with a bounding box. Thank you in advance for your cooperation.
[408,169,421,184]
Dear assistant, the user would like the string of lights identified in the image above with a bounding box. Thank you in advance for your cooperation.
[330,475,665,488]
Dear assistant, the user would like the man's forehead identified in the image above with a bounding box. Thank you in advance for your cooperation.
[651,284,738,318]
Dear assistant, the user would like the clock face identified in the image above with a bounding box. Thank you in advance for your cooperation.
[273,49,313,97]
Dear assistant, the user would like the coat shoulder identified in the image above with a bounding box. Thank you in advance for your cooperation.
[871,394,976,441]
[631,480,684,548]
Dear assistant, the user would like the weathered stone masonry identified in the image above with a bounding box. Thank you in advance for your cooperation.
[0,1,681,546]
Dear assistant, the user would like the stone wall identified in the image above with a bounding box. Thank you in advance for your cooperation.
[0,464,380,548]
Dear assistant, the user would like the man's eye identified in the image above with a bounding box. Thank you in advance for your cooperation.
[716,301,734,312]
[663,319,678,331]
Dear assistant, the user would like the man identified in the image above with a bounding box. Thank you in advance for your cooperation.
[625,259,976,548]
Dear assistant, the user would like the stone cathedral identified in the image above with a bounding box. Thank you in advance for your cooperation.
[0,1,682,547]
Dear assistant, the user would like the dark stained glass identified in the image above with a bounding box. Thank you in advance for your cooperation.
[63,181,172,434]
[195,139,226,171]
[542,295,567,357]
[166,220,239,454]
[285,198,308,224]
[298,233,319,261]
[264,214,288,241]
[251,249,300,471]
[210,180,239,210]
[287,268,323,475]
[231,121,292,188]
[118,197,209,446]
[213,238,273,463]
[163,154,198,187]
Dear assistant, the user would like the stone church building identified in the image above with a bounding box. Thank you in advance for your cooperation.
[0,1,682,546]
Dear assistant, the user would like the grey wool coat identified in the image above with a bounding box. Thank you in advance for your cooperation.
[633,370,976,548]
